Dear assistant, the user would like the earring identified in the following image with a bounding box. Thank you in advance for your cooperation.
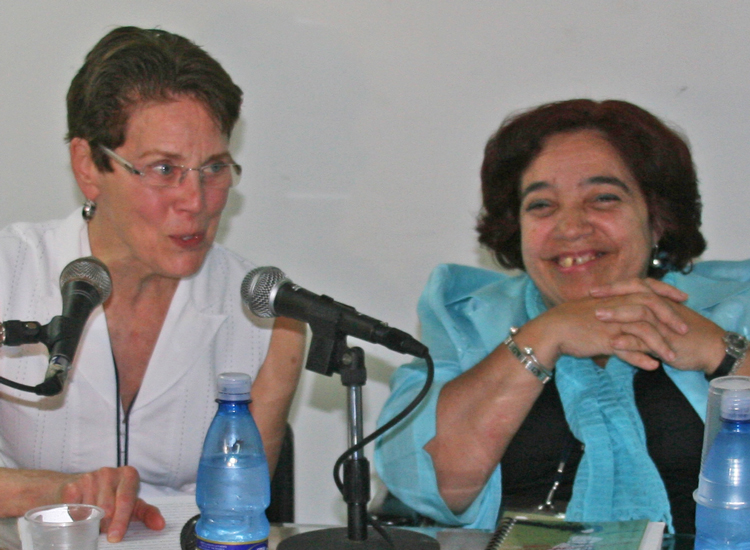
[651,245,663,269]
[82,199,96,222]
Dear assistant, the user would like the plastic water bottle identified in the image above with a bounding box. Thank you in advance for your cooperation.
[695,387,750,550]
[195,372,270,550]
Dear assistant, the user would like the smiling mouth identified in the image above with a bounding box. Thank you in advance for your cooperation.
[556,252,602,268]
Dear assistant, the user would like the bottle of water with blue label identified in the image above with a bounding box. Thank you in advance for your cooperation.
[695,383,750,550]
[195,372,270,550]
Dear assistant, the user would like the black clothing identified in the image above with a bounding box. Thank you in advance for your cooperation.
[501,379,584,513]
[634,366,703,534]
[501,366,703,534]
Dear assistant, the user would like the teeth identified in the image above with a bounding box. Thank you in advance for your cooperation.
[558,253,596,268]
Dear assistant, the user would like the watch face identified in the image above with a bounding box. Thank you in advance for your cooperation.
[726,332,750,357]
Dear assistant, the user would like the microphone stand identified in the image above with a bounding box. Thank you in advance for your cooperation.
[278,329,438,550]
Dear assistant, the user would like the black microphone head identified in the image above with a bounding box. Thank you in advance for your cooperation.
[59,256,112,306]
[241,266,289,318]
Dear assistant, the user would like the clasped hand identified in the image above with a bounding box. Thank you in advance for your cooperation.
[539,278,724,373]
[58,465,164,543]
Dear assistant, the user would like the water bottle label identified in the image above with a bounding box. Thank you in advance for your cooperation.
[195,536,269,550]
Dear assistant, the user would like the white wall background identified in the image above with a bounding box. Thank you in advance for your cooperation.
[2,0,750,526]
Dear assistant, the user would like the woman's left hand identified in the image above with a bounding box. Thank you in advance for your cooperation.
[590,278,726,374]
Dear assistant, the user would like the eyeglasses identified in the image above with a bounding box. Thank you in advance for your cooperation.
[99,146,242,189]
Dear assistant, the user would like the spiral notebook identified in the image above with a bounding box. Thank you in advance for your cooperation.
[484,514,665,550]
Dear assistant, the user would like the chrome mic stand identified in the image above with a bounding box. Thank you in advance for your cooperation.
[278,331,438,550]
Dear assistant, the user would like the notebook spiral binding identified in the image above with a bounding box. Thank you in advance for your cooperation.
[485,516,517,550]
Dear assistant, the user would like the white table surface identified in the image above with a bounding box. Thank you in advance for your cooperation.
[0,496,493,550]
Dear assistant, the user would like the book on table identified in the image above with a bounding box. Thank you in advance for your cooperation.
[484,512,665,550]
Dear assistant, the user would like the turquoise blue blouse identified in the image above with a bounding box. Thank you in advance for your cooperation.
[374,260,750,531]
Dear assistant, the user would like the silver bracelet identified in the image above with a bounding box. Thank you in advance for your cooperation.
[503,326,552,384]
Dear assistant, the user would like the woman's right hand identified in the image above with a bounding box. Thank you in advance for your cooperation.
[58,466,165,542]
[0,465,164,543]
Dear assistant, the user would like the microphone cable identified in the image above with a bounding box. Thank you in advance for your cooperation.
[0,373,44,394]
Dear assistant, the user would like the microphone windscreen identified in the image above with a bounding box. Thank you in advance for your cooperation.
[59,256,112,305]
[241,266,288,318]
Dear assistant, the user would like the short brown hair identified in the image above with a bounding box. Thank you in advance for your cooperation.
[66,26,243,171]
[476,99,706,278]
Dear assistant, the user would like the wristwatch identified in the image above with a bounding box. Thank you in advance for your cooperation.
[706,331,750,381]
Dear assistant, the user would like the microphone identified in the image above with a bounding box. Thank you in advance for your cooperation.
[37,256,112,396]
[241,266,428,358]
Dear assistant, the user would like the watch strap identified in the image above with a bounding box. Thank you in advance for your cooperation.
[706,331,749,381]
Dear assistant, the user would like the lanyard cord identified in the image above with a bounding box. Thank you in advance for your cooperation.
[114,357,123,467]
[113,356,137,467]
[537,431,582,513]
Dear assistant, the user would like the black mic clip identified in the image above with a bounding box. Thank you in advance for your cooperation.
[0,316,85,396]
[1,320,46,347]
[0,256,112,397]
[35,315,85,396]
[304,296,360,378]
[1,316,83,354]
[44,315,85,352]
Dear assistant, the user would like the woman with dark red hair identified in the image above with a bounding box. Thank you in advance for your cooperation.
[376,99,750,535]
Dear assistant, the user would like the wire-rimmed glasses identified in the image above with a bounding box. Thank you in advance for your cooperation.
[99,146,242,189]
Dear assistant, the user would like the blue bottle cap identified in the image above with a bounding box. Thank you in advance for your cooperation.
[217,372,252,401]
[721,389,750,421]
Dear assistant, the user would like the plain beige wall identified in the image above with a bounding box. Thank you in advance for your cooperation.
[2,0,750,525]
